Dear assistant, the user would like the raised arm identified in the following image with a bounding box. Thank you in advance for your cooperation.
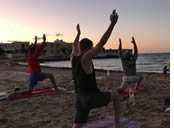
[131,37,138,61]
[35,34,46,57]
[85,9,119,61]
[32,36,37,47]
[119,38,123,59]
[70,24,81,63]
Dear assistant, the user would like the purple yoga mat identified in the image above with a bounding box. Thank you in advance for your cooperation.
[84,117,140,128]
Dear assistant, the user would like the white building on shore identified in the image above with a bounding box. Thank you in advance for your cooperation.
[41,39,72,59]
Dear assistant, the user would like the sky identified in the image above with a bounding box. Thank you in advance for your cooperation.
[0,0,170,53]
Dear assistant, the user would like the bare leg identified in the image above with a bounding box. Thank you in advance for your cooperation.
[16,87,33,95]
[135,75,143,90]
[72,123,85,128]
[9,86,33,99]
[28,86,34,93]
[111,89,120,127]
[45,73,58,91]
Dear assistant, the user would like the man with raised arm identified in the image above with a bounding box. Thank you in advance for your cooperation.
[70,10,120,128]
[27,34,58,93]
[118,37,142,91]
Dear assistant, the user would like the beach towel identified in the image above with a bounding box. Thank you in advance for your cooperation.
[120,86,147,99]
[84,117,140,128]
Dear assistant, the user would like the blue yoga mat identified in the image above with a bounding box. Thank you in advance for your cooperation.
[84,117,140,128]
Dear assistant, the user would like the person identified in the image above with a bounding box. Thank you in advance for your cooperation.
[70,10,120,128]
[168,59,170,71]
[118,37,142,91]
[27,34,58,93]
[163,59,170,79]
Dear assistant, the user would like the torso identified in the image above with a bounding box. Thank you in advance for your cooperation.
[72,55,99,95]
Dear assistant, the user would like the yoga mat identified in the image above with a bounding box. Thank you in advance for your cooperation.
[120,86,147,99]
[9,89,56,100]
[32,89,55,95]
[84,117,140,128]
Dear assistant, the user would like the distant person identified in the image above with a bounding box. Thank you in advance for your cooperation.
[163,59,170,79]
[168,59,170,71]
[118,37,142,91]
[70,10,120,128]
[27,34,58,93]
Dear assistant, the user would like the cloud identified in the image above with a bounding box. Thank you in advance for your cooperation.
[56,33,63,37]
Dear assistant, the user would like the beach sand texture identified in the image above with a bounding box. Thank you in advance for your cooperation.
[0,60,170,128]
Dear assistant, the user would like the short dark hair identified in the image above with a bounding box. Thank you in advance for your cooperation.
[124,51,131,60]
[79,38,93,51]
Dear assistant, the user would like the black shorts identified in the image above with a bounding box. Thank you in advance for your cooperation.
[74,92,111,124]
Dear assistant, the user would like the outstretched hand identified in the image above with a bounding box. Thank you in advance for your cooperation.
[35,36,37,42]
[76,24,81,34]
[119,38,122,45]
[119,38,122,49]
[131,37,136,45]
[110,9,119,25]
[43,34,46,42]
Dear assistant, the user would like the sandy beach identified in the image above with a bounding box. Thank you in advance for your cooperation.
[0,60,170,128]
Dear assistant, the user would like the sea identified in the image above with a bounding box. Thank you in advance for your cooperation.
[40,53,170,73]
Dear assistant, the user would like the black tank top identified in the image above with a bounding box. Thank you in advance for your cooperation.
[72,56,100,95]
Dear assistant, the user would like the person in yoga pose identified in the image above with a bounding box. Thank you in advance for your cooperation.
[163,59,170,79]
[27,34,58,93]
[70,10,120,128]
[118,37,142,91]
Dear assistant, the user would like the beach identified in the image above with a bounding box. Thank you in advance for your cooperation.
[0,60,170,128]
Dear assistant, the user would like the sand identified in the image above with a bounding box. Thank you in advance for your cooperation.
[0,60,170,128]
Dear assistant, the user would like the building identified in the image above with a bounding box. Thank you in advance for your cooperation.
[96,48,132,58]
[41,39,72,59]
[0,40,132,60]
[0,42,29,59]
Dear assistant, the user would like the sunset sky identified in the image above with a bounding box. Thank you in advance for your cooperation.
[0,0,170,53]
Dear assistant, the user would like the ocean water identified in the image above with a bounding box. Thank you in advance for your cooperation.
[41,53,170,73]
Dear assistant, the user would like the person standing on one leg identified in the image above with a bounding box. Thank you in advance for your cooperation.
[71,10,120,128]
[118,37,142,92]
[27,34,58,93]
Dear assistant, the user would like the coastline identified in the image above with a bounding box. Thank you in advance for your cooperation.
[18,62,164,74]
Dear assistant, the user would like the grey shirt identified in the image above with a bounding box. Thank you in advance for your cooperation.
[119,43,138,76]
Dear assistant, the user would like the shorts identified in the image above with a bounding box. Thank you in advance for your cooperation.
[29,72,46,87]
[74,92,111,124]
[122,75,139,84]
